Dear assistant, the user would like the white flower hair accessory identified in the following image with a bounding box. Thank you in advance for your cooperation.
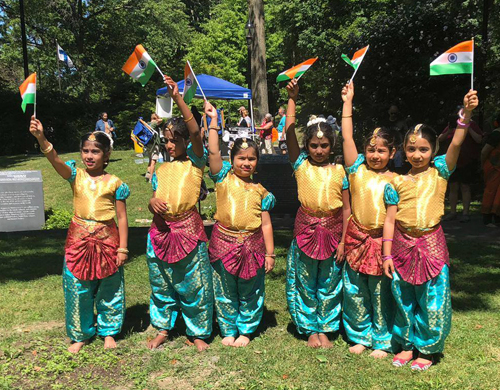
[307,115,327,139]
[101,131,114,148]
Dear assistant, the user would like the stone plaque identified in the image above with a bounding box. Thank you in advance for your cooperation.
[254,154,300,215]
[0,171,45,232]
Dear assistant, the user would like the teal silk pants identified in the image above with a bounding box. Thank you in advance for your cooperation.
[342,263,395,351]
[63,261,125,342]
[147,238,213,339]
[211,260,265,337]
[286,240,343,336]
[391,265,452,355]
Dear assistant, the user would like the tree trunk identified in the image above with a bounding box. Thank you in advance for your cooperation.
[248,0,269,122]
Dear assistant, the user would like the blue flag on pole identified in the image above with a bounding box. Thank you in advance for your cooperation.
[57,44,75,68]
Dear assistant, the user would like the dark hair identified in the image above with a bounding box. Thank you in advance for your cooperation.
[404,124,439,155]
[230,138,259,163]
[98,112,107,120]
[302,119,336,150]
[163,117,189,140]
[363,127,396,150]
[80,132,112,165]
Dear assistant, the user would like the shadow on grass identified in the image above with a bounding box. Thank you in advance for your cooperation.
[119,303,150,339]
[0,154,46,170]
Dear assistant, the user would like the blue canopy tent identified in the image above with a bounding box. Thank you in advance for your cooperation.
[156,74,254,129]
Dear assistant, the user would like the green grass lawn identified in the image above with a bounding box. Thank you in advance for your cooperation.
[1,151,500,390]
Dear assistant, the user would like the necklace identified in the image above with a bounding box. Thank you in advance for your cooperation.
[85,171,105,191]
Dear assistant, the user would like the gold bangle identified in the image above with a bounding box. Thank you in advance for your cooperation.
[41,143,53,154]
[342,115,352,118]
[209,126,219,130]
[287,114,296,118]
[266,253,276,258]
[117,248,129,254]
[338,242,345,246]
[183,115,194,123]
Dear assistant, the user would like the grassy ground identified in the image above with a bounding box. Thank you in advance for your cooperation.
[1,151,499,390]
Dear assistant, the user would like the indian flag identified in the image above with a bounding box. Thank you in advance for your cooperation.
[342,45,369,70]
[276,58,318,82]
[19,73,36,113]
[430,40,473,76]
[183,61,198,104]
[122,44,157,87]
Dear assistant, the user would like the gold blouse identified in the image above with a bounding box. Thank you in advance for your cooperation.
[154,159,203,217]
[72,168,123,221]
[349,164,397,230]
[294,156,346,213]
[391,167,448,230]
[214,172,269,231]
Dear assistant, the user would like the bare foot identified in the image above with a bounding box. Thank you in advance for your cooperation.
[348,344,366,354]
[414,352,432,365]
[370,349,388,359]
[68,341,86,354]
[193,338,210,352]
[221,336,236,347]
[233,335,251,347]
[147,331,168,350]
[103,336,117,349]
[307,334,321,348]
[395,350,413,360]
[318,333,333,348]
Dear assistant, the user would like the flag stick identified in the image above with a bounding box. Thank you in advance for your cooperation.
[295,72,305,82]
[55,40,61,93]
[471,37,474,90]
[33,75,37,119]
[188,60,207,101]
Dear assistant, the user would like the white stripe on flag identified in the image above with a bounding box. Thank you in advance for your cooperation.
[129,53,152,78]
[431,52,472,66]
[22,83,36,98]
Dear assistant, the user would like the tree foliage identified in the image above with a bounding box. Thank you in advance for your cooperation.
[0,0,498,155]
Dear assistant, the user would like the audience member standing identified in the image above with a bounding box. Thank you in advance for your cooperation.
[481,115,500,227]
[96,112,116,140]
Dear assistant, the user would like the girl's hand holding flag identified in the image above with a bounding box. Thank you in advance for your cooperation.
[163,76,181,101]
[285,79,299,101]
[341,81,354,103]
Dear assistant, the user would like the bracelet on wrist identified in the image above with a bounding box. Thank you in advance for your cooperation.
[457,119,470,128]
[342,115,352,118]
[184,114,194,123]
[209,126,219,130]
[287,114,296,118]
[382,238,393,242]
[338,242,345,246]
[117,248,129,254]
[265,253,276,258]
[41,143,53,154]
[382,255,393,262]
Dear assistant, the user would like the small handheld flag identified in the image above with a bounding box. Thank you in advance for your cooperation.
[430,39,474,89]
[19,73,36,116]
[57,44,75,68]
[122,44,163,87]
[341,45,369,83]
[183,61,206,103]
[276,58,318,83]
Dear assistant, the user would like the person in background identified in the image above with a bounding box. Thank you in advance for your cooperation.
[277,107,287,155]
[237,106,251,128]
[440,111,483,223]
[256,113,274,155]
[95,112,116,140]
[481,114,500,227]
[145,113,164,183]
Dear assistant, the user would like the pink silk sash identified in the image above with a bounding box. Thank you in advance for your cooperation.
[208,223,265,280]
[65,217,119,281]
[392,223,449,285]
[149,209,208,263]
[293,206,343,260]
[345,217,383,276]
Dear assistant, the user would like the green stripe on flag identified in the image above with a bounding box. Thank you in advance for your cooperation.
[183,79,198,104]
[276,73,291,82]
[137,60,156,87]
[21,93,35,113]
[341,54,356,69]
[430,63,472,76]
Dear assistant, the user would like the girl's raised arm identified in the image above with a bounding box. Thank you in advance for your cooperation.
[341,82,358,167]
[29,116,72,180]
[205,101,223,175]
[445,90,479,171]
[163,76,204,158]
[285,79,301,163]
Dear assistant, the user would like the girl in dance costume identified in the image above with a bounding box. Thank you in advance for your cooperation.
[341,82,397,358]
[285,79,351,348]
[383,90,478,370]
[206,101,276,348]
[29,116,130,353]
[147,76,213,352]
